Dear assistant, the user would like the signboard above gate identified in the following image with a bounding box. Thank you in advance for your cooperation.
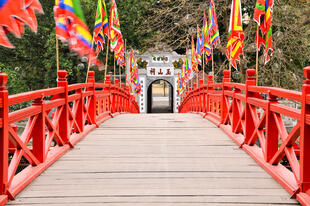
[147,67,174,77]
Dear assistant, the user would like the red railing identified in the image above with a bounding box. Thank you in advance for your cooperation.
[179,67,310,205]
[0,70,139,205]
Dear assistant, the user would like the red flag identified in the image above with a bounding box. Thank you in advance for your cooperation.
[0,0,43,48]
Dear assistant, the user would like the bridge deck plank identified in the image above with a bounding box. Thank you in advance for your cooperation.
[8,114,299,205]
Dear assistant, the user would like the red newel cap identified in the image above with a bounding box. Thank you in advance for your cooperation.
[88,71,95,77]
[0,73,8,89]
[106,75,111,81]
[208,75,213,82]
[246,69,256,80]
[223,70,230,78]
[115,79,119,85]
[58,70,67,81]
[199,79,203,85]
[193,83,197,88]
[303,66,310,84]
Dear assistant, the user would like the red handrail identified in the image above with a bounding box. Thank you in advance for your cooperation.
[179,67,310,205]
[0,70,139,205]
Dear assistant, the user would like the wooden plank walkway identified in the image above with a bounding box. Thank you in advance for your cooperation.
[8,114,299,206]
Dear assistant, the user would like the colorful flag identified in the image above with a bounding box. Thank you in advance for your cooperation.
[253,0,274,63]
[109,0,122,52]
[129,48,141,95]
[184,50,191,80]
[226,0,244,69]
[196,26,203,65]
[0,0,43,48]
[203,11,212,64]
[93,0,109,53]
[208,0,220,48]
[191,36,198,73]
[54,0,103,67]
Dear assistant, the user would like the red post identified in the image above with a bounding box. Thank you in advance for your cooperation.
[265,93,279,162]
[0,73,8,195]
[105,76,112,113]
[32,96,46,163]
[87,71,96,125]
[244,69,256,143]
[300,66,310,194]
[199,79,204,112]
[206,75,213,114]
[75,88,84,132]
[57,70,69,144]
[113,79,119,113]
[221,70,230,123]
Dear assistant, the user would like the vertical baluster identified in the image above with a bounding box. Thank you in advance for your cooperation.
[105,76,112,114]
[221,70,230,123]
[199,79,204,112]
[75,88,84,132]
[32,96,46,163]
[207,75,213,115]
[265,93,278,162]
[300,66,310,193]
[58,70,69,144]
[244,69,256,143]
[87,71,96,125]
[0,73,8,195]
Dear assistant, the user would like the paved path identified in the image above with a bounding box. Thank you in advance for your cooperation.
[8,114,298,205]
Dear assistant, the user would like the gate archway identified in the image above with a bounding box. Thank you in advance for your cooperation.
[147,79,174,113]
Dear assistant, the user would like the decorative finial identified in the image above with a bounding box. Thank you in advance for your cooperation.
[303,66,310,84]
[246,69,256,81]
[58,70,67,81]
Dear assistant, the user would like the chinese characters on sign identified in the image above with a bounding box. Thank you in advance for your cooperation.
[147,67,174,77]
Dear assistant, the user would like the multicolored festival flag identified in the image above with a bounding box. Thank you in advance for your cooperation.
[226,0,245,69]
[191,36,198,73]
[54,0,102,67]
[184,49,191,80]
[196,26,203,65]
[208,0,220,48]
[253,0,274,63]
[130,48,141,95]
[0,0,43,48]
[203,11,211,63]
[93,0,109,53]
[109,0,122,52]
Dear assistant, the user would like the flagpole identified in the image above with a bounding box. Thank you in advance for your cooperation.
[120,39,127,85]
[255,25,259,86]
[202,50,205,84]
[85,37,95,84]
[104,39,110,83]
[56,34,59,79]
[212,47,214,81]
[119,65,121,86]
[114,54,116,83]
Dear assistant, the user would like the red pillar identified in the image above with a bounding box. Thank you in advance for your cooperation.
[244,69,256,143]
[300,66,310,194]
[32,97,46,163]
[207,75,213,114]
[221,70,230,123]
[57,70,69,144]
[265,93,279,162]
[199,79,204,112]
[87,71,96,125]
[0,73,8,195]
[105,76,112,114]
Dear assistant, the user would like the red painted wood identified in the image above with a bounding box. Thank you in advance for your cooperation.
[179,67,310,205]
[0,70,139,204]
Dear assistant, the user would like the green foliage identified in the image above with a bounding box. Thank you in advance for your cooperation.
[0,0,308,96]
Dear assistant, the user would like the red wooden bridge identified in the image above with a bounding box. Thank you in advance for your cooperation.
[0,68,309,205]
